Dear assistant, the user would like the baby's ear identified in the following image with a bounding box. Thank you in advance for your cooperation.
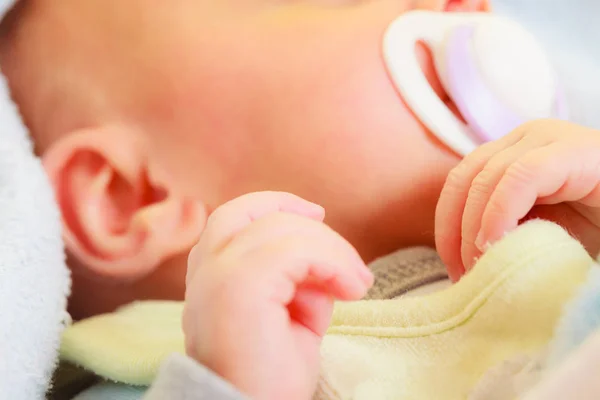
[42,125,207,281]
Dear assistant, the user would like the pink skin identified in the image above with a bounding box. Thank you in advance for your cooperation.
[186,119,600,400]
[436,119,600,281]
[184,191,372,400]
[1,0,487,318]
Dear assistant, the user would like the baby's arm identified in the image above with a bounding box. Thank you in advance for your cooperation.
[436,119,600,280]
[147,192,372,400]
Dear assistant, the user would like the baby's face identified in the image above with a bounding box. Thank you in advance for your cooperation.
[6,0,487,316]
[141,0,475,250]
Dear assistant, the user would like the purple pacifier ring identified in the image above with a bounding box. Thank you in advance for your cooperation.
[445,25,526,143]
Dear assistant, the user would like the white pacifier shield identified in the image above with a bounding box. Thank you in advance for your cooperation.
[383,11,564,156]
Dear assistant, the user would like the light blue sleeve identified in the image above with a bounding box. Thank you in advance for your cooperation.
[71,353,248,400]
[546,266,600,366]
[143,353,249,400]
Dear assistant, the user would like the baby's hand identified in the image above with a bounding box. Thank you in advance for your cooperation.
[436,119,600,281]
[183,192,373,400]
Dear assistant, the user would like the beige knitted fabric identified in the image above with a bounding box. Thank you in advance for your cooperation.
[313,247,448,400]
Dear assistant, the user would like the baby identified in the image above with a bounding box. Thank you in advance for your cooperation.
[179,119,600,400]
[0,0,471,318]
[2,0,599,399]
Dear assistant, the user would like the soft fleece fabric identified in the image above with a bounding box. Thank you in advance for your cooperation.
[59,248,448,387]
[0,0,71,398]
[62,221,593,400]
[319,221,592,399]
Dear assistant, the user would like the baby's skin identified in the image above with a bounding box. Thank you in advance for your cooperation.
[185,120,600,399]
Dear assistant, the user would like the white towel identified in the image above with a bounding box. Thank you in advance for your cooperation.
[0,1,71,399]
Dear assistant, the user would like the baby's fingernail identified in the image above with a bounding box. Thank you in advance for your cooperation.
[475,231,488,252]
[448,268,462,283]
[304,203,325,219]
[311,203,326,215]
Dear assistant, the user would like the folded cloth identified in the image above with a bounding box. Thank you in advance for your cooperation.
[58,248,447,399]
[511,252,600,399]
[0,1,71,398]
[319,220,591,400]
[523,329,600,400]
[60,301,186,386]
[59,247,448,389]
[60,221,592,400]
[546,266,600,367]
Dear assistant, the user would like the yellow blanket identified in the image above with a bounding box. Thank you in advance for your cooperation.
[60,221,594,399]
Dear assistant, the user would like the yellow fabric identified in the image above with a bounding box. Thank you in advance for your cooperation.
[320,220,594,400]
[59,220,593,397]
[60,301,185,385]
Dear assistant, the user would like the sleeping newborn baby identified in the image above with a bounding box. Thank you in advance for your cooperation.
[0,0,596,399]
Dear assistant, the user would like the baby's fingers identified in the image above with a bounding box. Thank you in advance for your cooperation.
[188,192,324,284]
[201,192,324,254]
[226,233,372,339]
[460,137,551,271]
[436,132,525,280]
[478,142,600,249]
[246,234,373,304]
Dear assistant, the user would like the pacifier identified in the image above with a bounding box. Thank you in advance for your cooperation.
[383,11,567,156]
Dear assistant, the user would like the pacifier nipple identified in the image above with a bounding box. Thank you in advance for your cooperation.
[383,11,567,156]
